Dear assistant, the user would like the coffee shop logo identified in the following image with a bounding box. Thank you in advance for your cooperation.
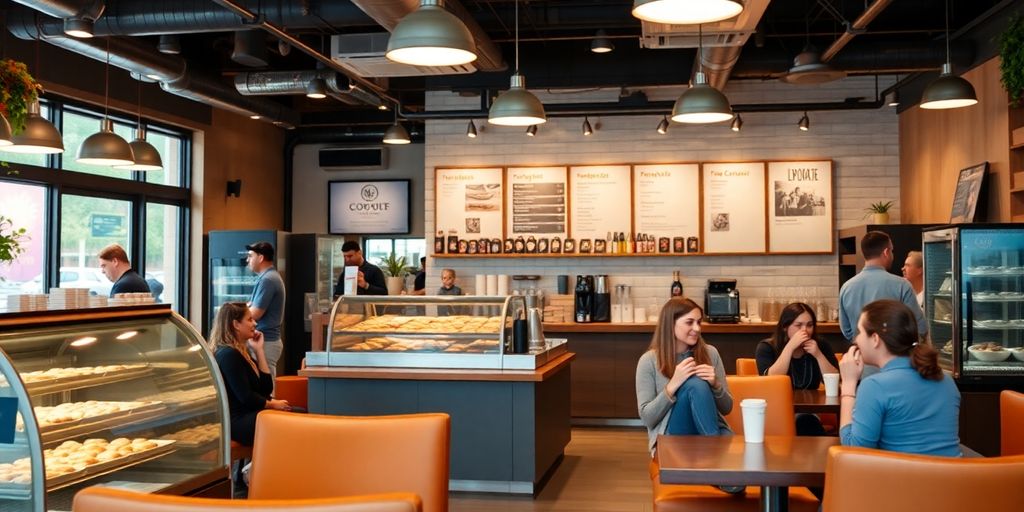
[360,185,379,202]
[350,183,390,212]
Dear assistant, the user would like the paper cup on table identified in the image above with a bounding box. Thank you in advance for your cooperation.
[740,398,767,443]
[823,374,840,397]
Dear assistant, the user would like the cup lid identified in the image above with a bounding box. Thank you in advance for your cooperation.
[740,398,767,407]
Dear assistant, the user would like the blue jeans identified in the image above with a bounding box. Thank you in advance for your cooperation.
[666,377,729,436]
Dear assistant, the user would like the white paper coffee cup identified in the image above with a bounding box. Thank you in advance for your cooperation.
[740,398,767,443]
[823,373,840,397]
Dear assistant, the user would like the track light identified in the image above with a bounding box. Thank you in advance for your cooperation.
[63,17,94,38]
[888,89,900,107]
[305,77,328,99]
[526,124,538,136]
[656,115,669,134]
[798,112,810,131]
[582,117,593,136]
[158,35,181,54]
[591,30,614,53]
[466,120,478,138]
[731,114,743,132]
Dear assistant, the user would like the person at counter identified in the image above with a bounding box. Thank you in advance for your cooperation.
[98,244,150,297]
[438,269,462,295]
[755,302,838,435]
[333,241,387,297]
[636,298,740,493]
[902,250,925,312]
[211,302,291,446]
[838,300,961,456]
[410,257,427,296]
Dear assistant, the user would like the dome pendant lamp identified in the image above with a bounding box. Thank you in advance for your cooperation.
[4,40,63,154]
[632,0,744,25]
[488,0,546,126]
[920,0,977,110]
[77,40,135,166]
[671,25,733,124]
[386,0,477,66]
[115,81,163,171]
[383,104,411,145]
[0,114,12,146]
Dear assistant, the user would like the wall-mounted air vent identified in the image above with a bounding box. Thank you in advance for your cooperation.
[319,147,388,170]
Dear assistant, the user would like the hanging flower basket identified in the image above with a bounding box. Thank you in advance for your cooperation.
[0,59,42,133]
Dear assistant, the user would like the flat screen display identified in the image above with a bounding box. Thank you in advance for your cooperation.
[328,180,411,234]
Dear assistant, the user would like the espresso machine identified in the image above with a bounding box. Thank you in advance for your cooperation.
[705,279,740,323]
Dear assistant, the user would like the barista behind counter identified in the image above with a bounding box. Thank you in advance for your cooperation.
[333,241,387,297]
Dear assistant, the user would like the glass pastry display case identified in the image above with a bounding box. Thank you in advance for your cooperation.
[0,305,230,511]
[309,295,567,370]
[924,225,1024,385]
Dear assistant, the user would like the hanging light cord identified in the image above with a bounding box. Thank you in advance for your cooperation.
[514,0,520,73]
[944,0,951,67]
[697,24,704,76]
[136,80,143,128]
[104,38,111,118]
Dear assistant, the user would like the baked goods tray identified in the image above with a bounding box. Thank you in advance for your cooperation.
[154,367,209,389]
[39,402,167,446]
[333,330,502,339]
[24,367,153,396]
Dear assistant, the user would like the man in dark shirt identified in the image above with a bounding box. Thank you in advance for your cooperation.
[333,241,387,297]
[98,244,151,297]
[410,256,427,296]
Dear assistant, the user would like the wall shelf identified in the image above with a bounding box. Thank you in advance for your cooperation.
[432,252,704,259]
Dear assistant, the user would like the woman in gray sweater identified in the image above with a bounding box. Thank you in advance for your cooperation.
[636,298,734,456]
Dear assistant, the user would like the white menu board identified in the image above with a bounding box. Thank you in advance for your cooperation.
[505,166,568,236]
[702,162,766,253]
[767,161,834,253]
[434,167,504,239]
[569,165,632,240]
[633,163,701,251]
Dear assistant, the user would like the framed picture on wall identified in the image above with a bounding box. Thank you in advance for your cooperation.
[766,160,834,254]
[949,162,988,223]
[328,179,411,234]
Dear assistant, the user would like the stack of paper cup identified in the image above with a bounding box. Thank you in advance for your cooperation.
[485,275,498,296]
[497,275,510,296]
[475,275,487,296]
[740,398,767,443]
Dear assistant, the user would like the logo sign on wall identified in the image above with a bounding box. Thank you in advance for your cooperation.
[328,180,411,234]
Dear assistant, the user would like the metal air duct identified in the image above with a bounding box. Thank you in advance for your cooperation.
[234,71,385,108]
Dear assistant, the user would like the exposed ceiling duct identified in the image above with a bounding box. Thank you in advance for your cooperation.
[821,0,894,62]
[234,70,384,108]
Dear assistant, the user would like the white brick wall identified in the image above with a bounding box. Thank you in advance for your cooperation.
[422,77,900,307]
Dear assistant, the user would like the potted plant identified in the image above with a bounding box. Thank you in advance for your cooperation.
[378,253,410,295]
[0,59,43,133]
[999,15,1024,107]
[864,201,894,225]
[0,215,28,271]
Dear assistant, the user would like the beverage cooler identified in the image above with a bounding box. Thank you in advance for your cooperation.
[284,234,346,375]
[205,230,288,335]
[923,224,1024,389]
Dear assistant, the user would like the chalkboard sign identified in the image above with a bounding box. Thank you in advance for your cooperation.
[949,162,988,223]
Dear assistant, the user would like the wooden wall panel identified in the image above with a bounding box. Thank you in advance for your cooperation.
[899,58,1010,222]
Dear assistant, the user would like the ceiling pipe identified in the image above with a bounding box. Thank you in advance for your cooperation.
[821,0,895,62]
[731,40,974,78]
[349,0,505,71]
[234,70,384,108]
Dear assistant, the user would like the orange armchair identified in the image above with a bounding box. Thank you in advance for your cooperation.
[274,375,308,410]
[249,411,450,512]
[73,487,421,512]
[823,445,1024,512]
[1001,390,1024,455]
[735,358,759,376]
[723,375,796,437]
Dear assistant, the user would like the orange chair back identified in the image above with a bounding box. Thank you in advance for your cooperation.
[723,375,795,437]
[274,376,308,410]
[1001,390,1024,455]
[249,411,450,512]
[822,446,1024,512]
[735,358,759,376]
[73,487,421,512]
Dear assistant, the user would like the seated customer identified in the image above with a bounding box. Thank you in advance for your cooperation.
[211,302,291,446]
[636,298,740,494]
[839,300,961,456]
[437,268,462,295]
[755,302,839,435]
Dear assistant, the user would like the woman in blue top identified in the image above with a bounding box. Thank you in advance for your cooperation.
[838,299,961,456]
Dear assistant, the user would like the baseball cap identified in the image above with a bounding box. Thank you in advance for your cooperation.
[245,241,275,261]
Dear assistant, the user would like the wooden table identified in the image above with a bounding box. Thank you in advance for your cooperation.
[792,389,840,414]
[657,435,838,512]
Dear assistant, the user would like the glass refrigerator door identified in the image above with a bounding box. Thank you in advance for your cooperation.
[315,237,346,312]
[958,227,1024,376]
[209,258,257,325]
[923,228,955,373]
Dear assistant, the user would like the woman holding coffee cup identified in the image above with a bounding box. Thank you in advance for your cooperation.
[838,300,960,456]
[636,298,742,493]
[755,302,839,435]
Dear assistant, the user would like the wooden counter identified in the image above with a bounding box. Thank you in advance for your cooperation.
[300,352,574,382]
[543,321,841,334]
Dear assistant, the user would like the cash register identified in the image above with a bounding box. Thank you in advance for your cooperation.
[704,279,740,323]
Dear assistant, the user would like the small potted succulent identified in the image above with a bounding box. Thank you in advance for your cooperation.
[378,253,411,296]
[864,201,895,225]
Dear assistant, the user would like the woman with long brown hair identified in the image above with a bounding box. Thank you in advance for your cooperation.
[839,300,960,456]
[211,302,290,446]
[636,298,733,450]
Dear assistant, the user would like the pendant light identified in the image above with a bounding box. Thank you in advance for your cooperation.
[77,40,135,166]
[4,40,64,154]
[0,114,11,146]
[466,120,478,138]
[115,81,163,171]
[383,104,411,145]
[488,0,546,126]
[920,0,977,110]
[632,0,744,25]
[305,77,328,99]
[656,115,669,134]
[671,25,733,124]
[386,0,477,66]
[730,114,743,132]
[591,30,614,54]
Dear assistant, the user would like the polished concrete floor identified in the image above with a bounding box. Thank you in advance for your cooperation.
[449,427,653,512]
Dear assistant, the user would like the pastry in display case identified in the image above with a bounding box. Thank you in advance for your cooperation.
[308,295,567,370]
[923,225,1024,384]
[0,305,230,511]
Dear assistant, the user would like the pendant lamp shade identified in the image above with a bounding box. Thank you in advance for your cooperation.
[77,118,135,165]
[3,101,64,154]
[632,0,744,25]
[115,126,163,171]
[383,123,411,144]
[489,73,546,126]
[0,114,13,146]
[591,30,614,53]
[671,72,733,124]
[920,63,978,110]
[386,0,477,66]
